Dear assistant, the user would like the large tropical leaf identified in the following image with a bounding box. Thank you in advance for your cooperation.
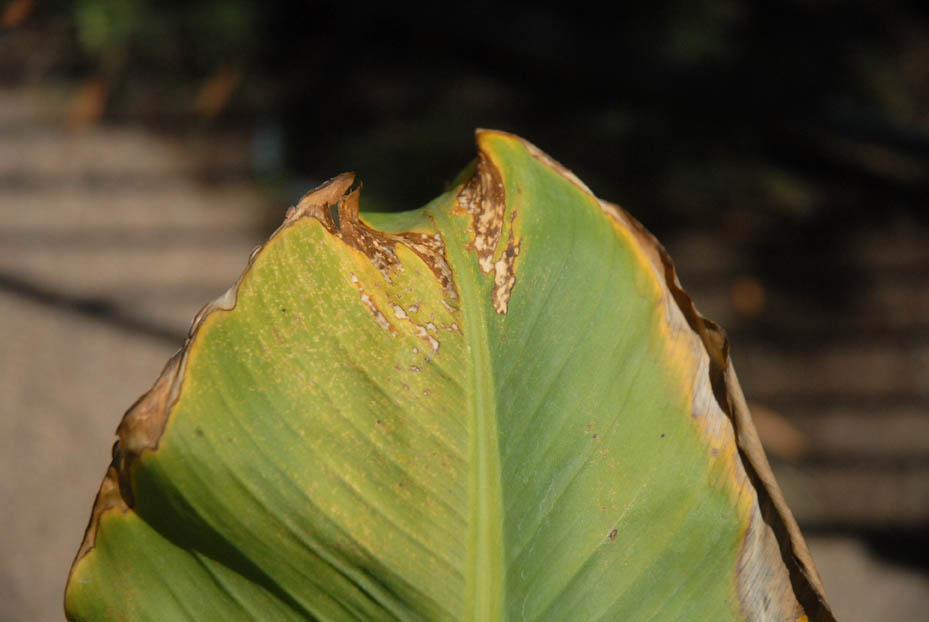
[66,131,834,621]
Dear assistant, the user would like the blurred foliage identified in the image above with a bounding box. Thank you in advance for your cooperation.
[71,0,257,74]
[6,1,929,299]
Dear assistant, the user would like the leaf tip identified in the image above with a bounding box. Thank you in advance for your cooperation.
[457,136,523,314]
[286,172,357,229]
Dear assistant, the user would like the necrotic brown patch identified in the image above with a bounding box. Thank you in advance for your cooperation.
[456,152,520,314]
[456,153,506,275]
[491,208,520,314]
[290,173,459,301]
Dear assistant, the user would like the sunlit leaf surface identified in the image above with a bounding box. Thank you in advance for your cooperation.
[66,131,833,621]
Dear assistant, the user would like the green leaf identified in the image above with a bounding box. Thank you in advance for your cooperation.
[65,131,834,621]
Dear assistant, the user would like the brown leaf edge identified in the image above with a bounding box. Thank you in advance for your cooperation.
[616,207,835,622]
[66,166,465,606]
[517,131,835,622]
[65,173,361,585]
[68,132,836,622]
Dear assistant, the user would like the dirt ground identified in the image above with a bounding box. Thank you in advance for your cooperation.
[1,85,927,620]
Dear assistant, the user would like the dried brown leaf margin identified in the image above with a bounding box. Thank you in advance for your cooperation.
[69,132,836,622]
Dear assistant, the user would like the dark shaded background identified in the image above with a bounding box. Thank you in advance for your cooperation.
[1,1,928,619]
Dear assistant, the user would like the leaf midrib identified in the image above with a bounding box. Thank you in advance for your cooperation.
[431,204,505,621]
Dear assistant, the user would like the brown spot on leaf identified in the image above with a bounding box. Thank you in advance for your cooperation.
[289,173,458,299]
[457,150,522,314]
[350,273,395,334]
[609,528,618,541]
[411,322,440,355]
[457,152,506,274]
[492,208,521,314]
[389,303,409,320]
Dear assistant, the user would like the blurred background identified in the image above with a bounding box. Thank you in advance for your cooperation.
[1,1,928,619]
